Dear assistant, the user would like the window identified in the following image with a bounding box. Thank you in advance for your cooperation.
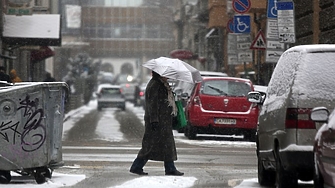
[101,88,121,95]
[202,80,251,97]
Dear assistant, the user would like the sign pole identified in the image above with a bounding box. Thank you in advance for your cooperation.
[257,49,261,84]
[244,62,248,78]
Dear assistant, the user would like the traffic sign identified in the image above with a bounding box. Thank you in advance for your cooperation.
[266,18,278,39]
[277,1,295,43]
[266,50,283,63]
[267,40,284,50]
[232,0,251,14]
[238,51,253,62]
[267,0,278,18]
[227,18,234,33]
[250,30,266,50]
[234,15,250,34]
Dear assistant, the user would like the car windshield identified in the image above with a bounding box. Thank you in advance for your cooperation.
[100,88,121,95]
[201,80,251,97]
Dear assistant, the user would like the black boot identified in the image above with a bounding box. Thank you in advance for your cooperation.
[165,169,184,176]
[164,161,184,176]
[130,157,148,175]
[130,168,148,175]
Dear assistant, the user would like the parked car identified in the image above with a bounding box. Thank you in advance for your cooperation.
[96,84,126,111]
[247,44,335,188]
[310,107,335,188]
[174,71,228,101]
[184,76,258,141]
[174,71,229,133]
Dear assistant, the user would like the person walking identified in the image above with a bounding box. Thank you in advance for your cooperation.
[44,72,56,82]
[9,69,22,83]
[0,66,12,83]
[130,71,184,176]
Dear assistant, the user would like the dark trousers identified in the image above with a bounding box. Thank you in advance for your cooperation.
[130,157,177,172]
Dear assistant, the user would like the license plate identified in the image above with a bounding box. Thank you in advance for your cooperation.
[215,118,236,125]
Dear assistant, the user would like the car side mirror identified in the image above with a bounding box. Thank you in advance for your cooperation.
[247,92,263,104]
[311,107,329,123]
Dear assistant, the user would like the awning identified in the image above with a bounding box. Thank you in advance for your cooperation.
[31,46,55,62]
[61,41,90,48]
[2,14,61,46]
[0,54,16,60]
[205,28,218,38]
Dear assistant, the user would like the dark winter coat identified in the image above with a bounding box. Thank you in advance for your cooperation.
[0,72,12,83]
[137,75,177,162]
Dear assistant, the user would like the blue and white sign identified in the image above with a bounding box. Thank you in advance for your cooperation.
[277,1,294,11]
[277,1,295,43]
[232,0,251,14]
[267,0,277,18]
[234,15,250,34]
[227,18,235,33]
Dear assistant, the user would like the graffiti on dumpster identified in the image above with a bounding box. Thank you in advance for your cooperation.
[0,95,46,152]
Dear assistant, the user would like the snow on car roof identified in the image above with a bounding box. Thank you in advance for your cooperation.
[201,76,251,83]
[200,71,228,77]
[287,44,335,53]
[96,84,121,92]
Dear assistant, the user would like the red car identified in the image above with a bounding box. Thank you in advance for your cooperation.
[184,77,259,141]
[311,107,335,188]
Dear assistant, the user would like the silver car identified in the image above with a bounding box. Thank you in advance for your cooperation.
[248,44,335,188]
[96,84,126,111]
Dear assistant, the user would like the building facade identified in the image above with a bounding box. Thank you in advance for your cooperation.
[174,0,335,85]
[57,0,176,83]
[1,0,60,82]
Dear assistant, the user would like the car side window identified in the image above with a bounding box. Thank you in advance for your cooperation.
[229,82,251,96]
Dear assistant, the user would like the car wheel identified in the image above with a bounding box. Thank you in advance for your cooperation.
[275,150,298,188]
[177,127,184,133]
[97,106,102,111]
[184,125,189,137]
[0,170,11,184]
[187,124,197,139]
[257,157,275,186]
[314,153,324,188]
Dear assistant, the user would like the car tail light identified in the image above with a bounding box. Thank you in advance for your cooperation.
[120,89,123,93]
[285,108,315,129]
[139,91,144,96]
[126,84,130,87]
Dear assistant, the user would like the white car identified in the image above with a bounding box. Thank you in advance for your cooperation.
[248,44,335,187]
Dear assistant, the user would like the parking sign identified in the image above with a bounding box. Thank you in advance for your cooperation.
[234,15,250,34]
[267,0,278,18]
